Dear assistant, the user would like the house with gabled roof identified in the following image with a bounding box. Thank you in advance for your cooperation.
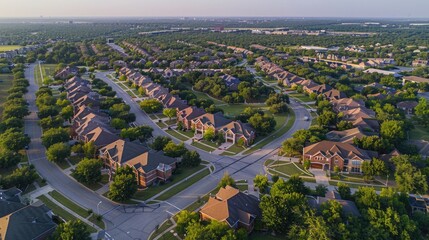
[221,74,241,91]
[200,186,261,232]
[323,89,347,101]
[99,139,177,187]
[55,66,78,79]
[0,200,56,240]
[219,121,255,146]
[305,83,332,95]
[303,140,376,173]
[308,191,361,217]
[177,106,206,130]
[83,127,120,148]
[326,127,376,144]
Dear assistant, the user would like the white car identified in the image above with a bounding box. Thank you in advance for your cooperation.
[303,116,309,121]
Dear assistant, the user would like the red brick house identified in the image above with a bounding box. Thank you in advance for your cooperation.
[303,140,376,173]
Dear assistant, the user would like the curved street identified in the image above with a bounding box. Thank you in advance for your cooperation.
[23,64,311,240]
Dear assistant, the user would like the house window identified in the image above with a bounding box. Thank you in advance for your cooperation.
[334,160,339,165]
[351,160,361,166]
[351,167,361,173]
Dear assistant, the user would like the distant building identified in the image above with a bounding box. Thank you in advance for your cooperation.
[409,195,429,214]
[403,76,429,85]
[397,101,419,115]
[308,191,361,216]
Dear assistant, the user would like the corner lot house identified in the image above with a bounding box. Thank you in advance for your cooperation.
[200,186,261,232]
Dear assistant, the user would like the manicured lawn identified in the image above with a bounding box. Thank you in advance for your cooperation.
[165,129,189,141]
[164,119,177,125]
[70,173,106,191]
[133,165,206,201]
[409,126,429,141]
[0,45,21,52]
[329,181,386,191]
[56,160,71,170]
[236,184,248,192]
[200,140,220,148]
[225,144,245,154]
[0,73,14,116]
[177,129,195,138]
[149,219,174,240]
[48,190,90,218]
[34,64,57,86]
[37,195,97,233]
[191,141,216,152]
[193,90,225,105]
[270,162,313,177]
[288,93,313,102]
[220,103,265,118]
[156,168,210,201]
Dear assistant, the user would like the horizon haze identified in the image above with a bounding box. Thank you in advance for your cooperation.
[0,0,428,19]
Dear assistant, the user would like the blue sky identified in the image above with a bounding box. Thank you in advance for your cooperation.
[0,0,428,18]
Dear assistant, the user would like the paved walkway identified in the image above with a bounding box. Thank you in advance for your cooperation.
[24,185,54,201]
[309,169,330,186]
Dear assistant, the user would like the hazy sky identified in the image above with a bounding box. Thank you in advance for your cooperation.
[0,0,428,18]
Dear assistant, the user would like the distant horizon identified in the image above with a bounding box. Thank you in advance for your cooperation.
[0,0,428,19]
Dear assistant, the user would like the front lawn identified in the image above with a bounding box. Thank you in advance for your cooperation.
[191,142,216,152]
[48,190,90,218]
[270,162,313,177]
[165,129,189,141]
[133,165,206,201]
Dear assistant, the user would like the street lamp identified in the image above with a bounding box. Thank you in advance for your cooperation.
[386,174,389,187]
[97,201,102,215]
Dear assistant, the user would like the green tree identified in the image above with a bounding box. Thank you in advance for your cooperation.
[110,118,127,130]
[367,207,417,240]
[315,184,328,197]
[0,149,21,168]
[175,210,199,235]
[52,220,91,240]
[336,182,352,200]
[362,158,387,178]
[82,141,97,158]
[163,142,187,158]
[151,136,171,151]
[415,98,429,127]
[394,161,428,194]
[218,172,236,188]
[60,105,74,120]
[139,99,163,113]
[248,113,276,135]
[73,158,102,184]
[0,166,37,190]
[254,174,269,193]
[162,108,177,120]
[317,110,337,127]
[203,128,216,141]
[260,192,307,233]
[108,166,137,202]
[46,142,71,163]
[380,120,405,146]
[0,129,30,152]
[181,150,201,167]
[120,126,153,142]
[41,127,69,148]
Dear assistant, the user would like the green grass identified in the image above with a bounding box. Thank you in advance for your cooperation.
[328,181,386,191]
[288,93,313,102]
[220,103,265,118]
[133,165,206,201]
[48,190,90,218]
[37,195,97,233]
[271,162,313,177]
[88,214,105,229]
[0,74,14,116]
[156,169,210,201]
[56,160,71,170]
[237,184,248,192]
[69,155,82,166]
[200,140,220,148]
[165,129,189,141]
[156,122,167,128]
[149,219,174,240]
[34,64,57,86]
[193,90,225,105]
[0,45,21,52]
[191,141,216,152]
[0,165,18,176]
[225,144,246,154]
[409,126,429,141]
[178,129,195,138]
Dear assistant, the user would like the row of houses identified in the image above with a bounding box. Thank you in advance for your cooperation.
[65,75,178,188]
[119,67,256,146]
[0,45,41,59]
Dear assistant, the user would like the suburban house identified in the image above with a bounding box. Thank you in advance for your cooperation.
[308,191,360,216]
[99,140,177,187]
[55,66,78,79]
[326,127,375,144]
[200,186,261,232]
[177,106,206,130]
[402,76,429,85]
[83,127,120,148]
[331,98,365,113]
[397,101,418,115]
[352,117,380,133]
[0,197,56,240]
[221,74,241,91]
[303,140,376,173]
[305,83,332,95]
[323,89,347,101]
[408,195,429,214]
[0,187,22,203]
[191,112,256,146]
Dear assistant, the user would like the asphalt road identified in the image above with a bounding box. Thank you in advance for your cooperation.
[22,66,311,240]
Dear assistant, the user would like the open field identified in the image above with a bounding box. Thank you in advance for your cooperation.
[0,45,21,52]
[0,73,14,116]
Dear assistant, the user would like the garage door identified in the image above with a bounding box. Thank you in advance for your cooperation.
[311,163,323,169]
